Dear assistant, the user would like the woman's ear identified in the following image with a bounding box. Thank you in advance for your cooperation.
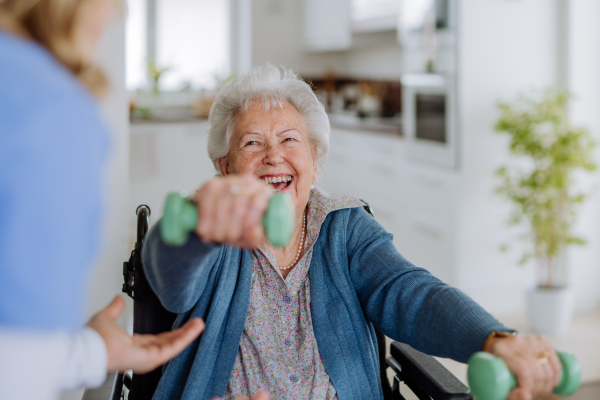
[218,157,230,176]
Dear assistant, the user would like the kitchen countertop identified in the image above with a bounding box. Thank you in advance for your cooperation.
[327,113,403,135]
[130,109,404,136]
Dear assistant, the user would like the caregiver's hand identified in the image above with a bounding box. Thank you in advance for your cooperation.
[192,174,272,248]
[484,334,561,400]
[87,295,205,373]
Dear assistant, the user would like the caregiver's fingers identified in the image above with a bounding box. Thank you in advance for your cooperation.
[127,318,205,374]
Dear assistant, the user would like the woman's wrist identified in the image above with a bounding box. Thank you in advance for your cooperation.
[483,330,518,353]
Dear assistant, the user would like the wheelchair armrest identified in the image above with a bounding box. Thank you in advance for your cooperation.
[81,372,124,400]
[389,342,471,400]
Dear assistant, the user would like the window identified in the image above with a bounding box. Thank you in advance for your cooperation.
[126,0,230,91]
[126,0,147,90]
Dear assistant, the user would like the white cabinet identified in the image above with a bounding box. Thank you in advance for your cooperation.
[320,128,459,285]
[303,0,351,52]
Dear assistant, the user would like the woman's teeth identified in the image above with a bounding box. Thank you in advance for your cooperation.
[262,175,292,184]
[262,175,292,192]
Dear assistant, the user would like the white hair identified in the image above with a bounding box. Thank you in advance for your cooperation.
[207,63,330,175]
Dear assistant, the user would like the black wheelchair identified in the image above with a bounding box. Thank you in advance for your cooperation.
[82,204,472,400]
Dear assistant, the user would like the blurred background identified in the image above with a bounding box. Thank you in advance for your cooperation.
[65,0,600,398]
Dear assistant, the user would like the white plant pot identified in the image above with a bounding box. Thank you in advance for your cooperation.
[526,286,574,335]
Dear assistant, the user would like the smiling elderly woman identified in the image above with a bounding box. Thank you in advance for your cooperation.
[142,64,562,400]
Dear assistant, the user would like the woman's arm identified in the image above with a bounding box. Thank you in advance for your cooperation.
[0,328,107,400]
[142,175,273,314]
[142,221,222,314]
[345,207,506,363]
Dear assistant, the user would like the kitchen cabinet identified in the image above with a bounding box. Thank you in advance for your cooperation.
[303,0,351,52]
[320,127,459,285]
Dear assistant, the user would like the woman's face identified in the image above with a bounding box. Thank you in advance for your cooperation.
[219,101,318,216]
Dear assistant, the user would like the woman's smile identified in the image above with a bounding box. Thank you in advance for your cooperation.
[260,174,294,192]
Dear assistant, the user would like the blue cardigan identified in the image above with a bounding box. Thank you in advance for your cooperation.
[142,205,507,400]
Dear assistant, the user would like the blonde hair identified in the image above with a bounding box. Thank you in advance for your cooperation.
[0,0,109,97]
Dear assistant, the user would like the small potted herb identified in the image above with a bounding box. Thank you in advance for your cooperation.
[148,60,170,95]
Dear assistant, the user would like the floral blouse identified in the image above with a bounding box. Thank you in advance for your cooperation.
[224,188,365,400]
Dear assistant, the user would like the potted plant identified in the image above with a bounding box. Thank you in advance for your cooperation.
[494,89,596,334]
[147,60,170,95]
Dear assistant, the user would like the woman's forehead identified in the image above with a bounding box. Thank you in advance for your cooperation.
[234,101,306,134]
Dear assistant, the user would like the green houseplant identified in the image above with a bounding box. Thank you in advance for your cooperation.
[147,60,170,95]
[494,89,596,334]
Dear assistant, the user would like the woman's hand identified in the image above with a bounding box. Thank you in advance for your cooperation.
[484,334,562,400]
[193,174,272,248]
[87,296,205,373]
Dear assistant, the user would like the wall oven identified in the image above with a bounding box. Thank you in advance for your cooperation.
[401,73,457,169]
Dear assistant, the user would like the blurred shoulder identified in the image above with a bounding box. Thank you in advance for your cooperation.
[0,30,98,128]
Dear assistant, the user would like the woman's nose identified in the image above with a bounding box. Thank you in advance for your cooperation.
[263,144,284,165]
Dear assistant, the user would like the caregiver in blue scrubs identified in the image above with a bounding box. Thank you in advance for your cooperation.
[0,1,205,399]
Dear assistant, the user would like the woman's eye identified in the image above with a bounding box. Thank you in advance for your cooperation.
[245,141,258,146]
[284,137,295,142]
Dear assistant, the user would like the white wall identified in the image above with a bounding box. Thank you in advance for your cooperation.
[251,0,413,78]
[90,10,131,322]
[252,0,342,75]
[565,0,600,311]
[455,0,560,314]
[338,32,405,79]
[456,0,600,315]
[59,13,130,400]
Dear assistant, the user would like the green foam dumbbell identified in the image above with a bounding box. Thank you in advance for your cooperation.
[468,350,580,400]
[161,191,295,247]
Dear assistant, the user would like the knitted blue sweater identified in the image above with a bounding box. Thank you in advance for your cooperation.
[142,205,507,400]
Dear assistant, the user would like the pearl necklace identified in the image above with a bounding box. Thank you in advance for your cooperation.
[280,211,306,271]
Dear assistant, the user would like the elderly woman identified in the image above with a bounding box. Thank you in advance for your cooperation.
[143,64,561,400]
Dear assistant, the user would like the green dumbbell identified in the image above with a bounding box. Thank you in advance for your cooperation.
[468,350,580,400]
[161,191,295,247]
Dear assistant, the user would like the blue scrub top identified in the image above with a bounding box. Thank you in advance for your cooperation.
[0,30,110,331]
